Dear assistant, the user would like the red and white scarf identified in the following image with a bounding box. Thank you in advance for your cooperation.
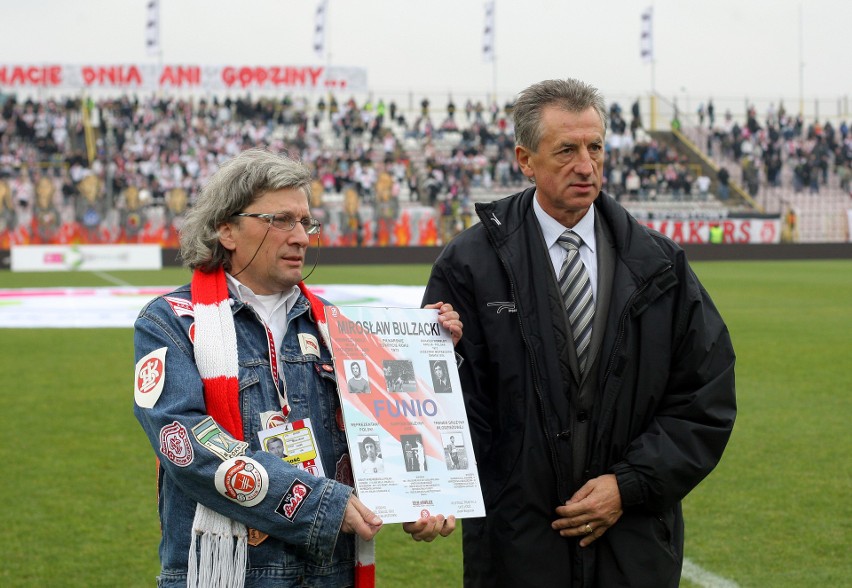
[188,266,374,587]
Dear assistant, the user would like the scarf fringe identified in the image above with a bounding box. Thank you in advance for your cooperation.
[187,504,247,588]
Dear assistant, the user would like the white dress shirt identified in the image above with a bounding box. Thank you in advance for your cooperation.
[226,274,301,354]
[532,194,598,302]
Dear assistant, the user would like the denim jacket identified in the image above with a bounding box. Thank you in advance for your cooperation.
[134,284,355,587]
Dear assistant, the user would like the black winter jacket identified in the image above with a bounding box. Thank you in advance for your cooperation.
[423,188,736,587]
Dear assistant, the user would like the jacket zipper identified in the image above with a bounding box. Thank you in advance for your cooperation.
[492,238,565,491]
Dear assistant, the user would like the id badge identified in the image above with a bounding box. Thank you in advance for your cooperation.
[257,418,326,478]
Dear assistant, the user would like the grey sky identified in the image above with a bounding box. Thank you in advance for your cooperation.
[2,0,849,118]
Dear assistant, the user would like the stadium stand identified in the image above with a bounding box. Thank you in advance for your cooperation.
[679,104,851,242]
[0,92,849,247]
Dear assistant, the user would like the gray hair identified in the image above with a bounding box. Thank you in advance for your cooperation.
[179,149,313,271]
[513,79,608,152]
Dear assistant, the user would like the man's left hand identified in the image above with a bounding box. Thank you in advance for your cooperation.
[552,474,623,547]
[424,302,463,347]
[402,514,456,542]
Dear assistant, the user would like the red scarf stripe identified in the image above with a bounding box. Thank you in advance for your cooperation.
[192,268,243,441]
[354,563,376,587]
[299,282,326,325]
[298,282,331,354]
[192,268,230,306]
[201,375,244,441]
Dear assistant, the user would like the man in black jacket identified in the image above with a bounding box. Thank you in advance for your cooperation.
[423,79,736,587]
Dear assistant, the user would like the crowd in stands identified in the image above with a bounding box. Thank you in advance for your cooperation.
[1,91,849,248]
[0,92,529,246]
[689,101,852,197]
[603,101,712,202]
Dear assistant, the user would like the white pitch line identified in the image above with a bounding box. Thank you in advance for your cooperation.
[92,271,131,286]
[683,557,739,588]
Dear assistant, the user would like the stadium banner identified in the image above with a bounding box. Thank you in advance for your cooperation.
[11,244,162,272]
[0,64,367,92]
[637,217,781,244]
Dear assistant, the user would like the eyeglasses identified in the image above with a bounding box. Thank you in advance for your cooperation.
[233,213,322,234]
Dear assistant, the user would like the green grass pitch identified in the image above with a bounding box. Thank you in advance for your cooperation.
[0,260,849,586]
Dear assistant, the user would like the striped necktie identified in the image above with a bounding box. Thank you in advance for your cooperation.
[557,230,594,375]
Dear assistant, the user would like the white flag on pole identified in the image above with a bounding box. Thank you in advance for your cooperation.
[145,0,160,57]
[640,6,653,63]
[313,0,328,59]
[483,2,495,63]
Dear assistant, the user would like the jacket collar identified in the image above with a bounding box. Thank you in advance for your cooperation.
[474,186,536,247]
[476,187,672,287]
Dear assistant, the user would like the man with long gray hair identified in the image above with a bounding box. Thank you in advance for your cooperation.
[423,79,736,586]
[134,149,458,587]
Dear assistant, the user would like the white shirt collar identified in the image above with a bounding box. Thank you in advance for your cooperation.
[532,192,597,252]
[225,273,300,320]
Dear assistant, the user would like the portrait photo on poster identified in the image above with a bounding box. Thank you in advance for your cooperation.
[346,358,370,394]
[429,359,453,393]
[359,434,384,474]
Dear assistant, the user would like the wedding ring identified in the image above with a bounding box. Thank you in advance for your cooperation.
[584,523,593,535]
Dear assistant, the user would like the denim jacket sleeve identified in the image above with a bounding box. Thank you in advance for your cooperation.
[133,291,353,565]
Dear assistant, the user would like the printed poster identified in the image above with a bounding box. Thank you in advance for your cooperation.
[325,305,485,524]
